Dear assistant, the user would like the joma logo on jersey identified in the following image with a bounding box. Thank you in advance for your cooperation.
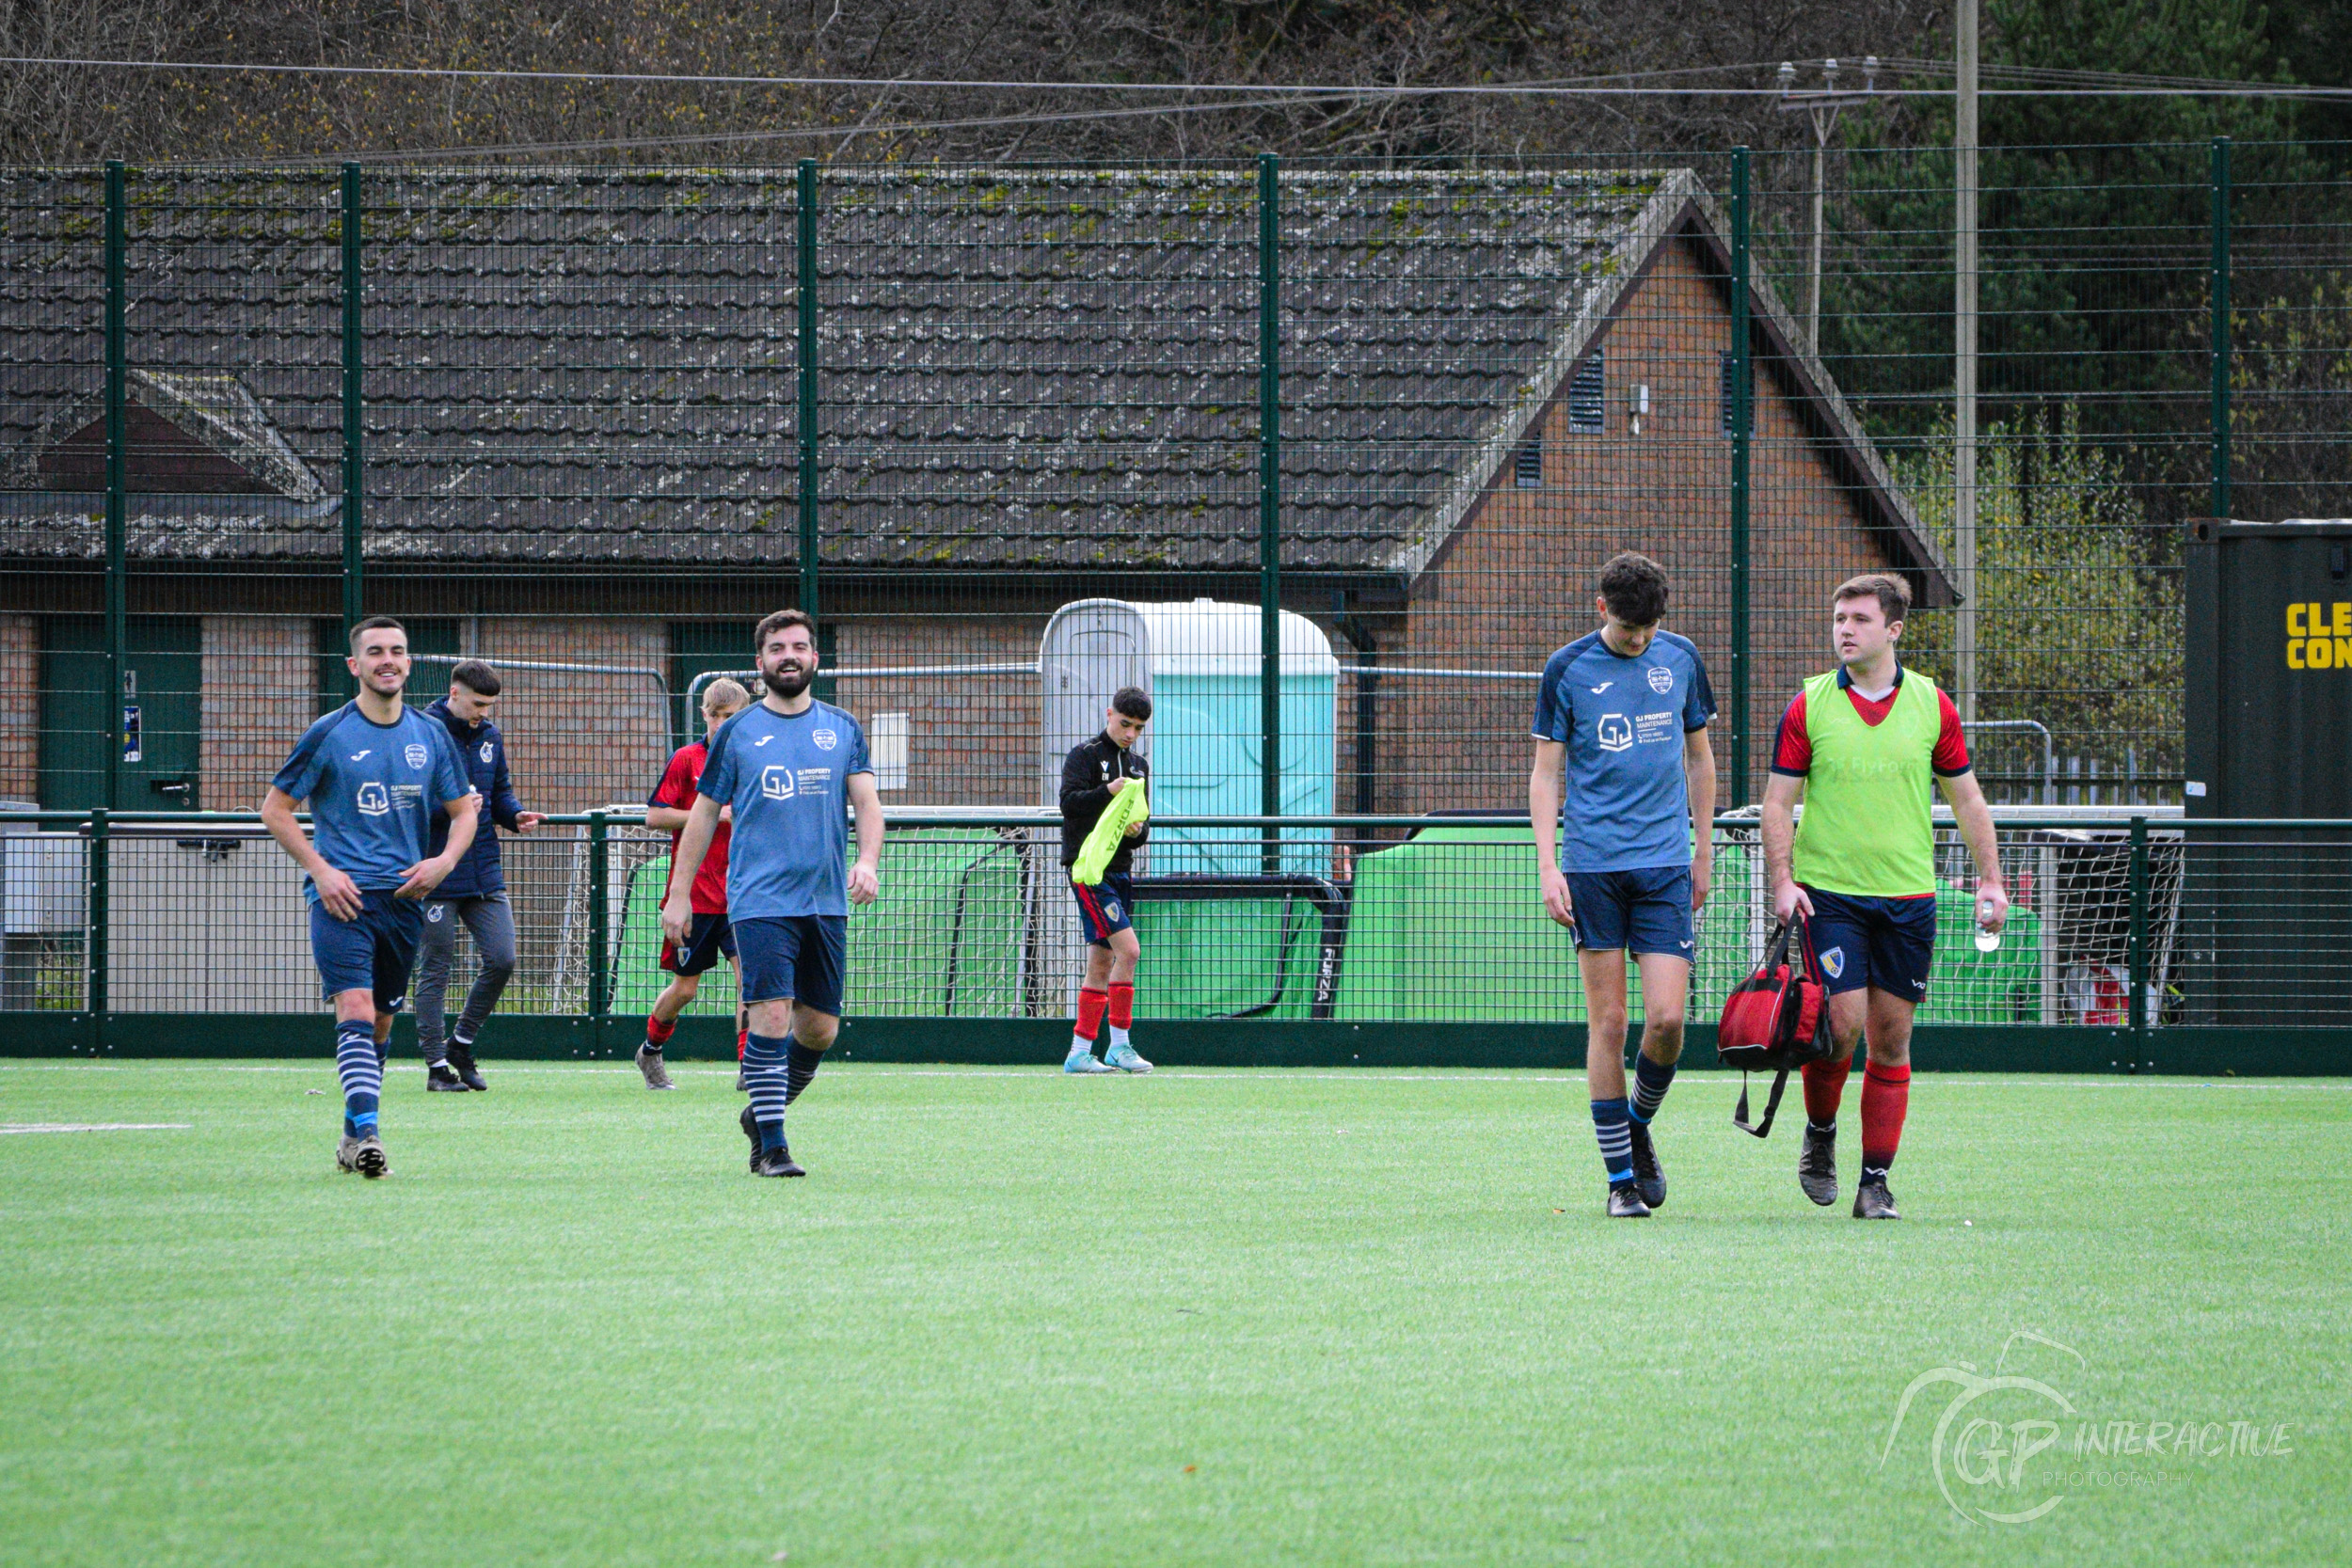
[760,765,796,800]
[1597,713,1634,752]
[356,782,391,816]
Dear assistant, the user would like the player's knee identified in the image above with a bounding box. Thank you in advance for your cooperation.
[1589,998,1629,1037]
[481,956,516,982]
[797,1013,839,1050]
[1645,1007,1687,1043]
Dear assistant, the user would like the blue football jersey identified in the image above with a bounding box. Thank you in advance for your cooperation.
[1532,629,1716,873]
[697,699,872,919]
[272,703,471,901]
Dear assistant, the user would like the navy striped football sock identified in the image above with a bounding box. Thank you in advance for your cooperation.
[337,1019,382,1137]
[785,1040,823,1105]
[742,1033,789,1150]
[1629,1053,1677,1125]
[1591,1097,1634,1186]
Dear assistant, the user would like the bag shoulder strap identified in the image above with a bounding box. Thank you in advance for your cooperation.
[1732,1067,1792,1139]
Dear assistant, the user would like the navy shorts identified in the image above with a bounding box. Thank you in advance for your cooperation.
[660,911,737,976]
[1801,886,1937,1000]
[735,914,848,1015]
[310,890,424,1007]
[1565,865,1694,958]
[1071,872,1136,947]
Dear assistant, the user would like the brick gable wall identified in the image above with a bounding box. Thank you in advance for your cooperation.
[1367,233,1902,815]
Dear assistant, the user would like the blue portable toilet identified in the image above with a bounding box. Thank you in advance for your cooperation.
[1041,598,1337,875]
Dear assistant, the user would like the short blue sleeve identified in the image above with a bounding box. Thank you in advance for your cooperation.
[845,715,872,777]
[1532,650,1569,741]
[1682,644,1718,731]
[699,712,742,802]
[430,725,469,805]
[271,710,342,801]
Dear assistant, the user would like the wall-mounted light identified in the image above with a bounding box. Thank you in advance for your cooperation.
[1630,383,1651,436]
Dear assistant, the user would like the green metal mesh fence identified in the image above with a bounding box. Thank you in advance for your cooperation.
[3,144,2348,1050]
[7,813,2349,1046]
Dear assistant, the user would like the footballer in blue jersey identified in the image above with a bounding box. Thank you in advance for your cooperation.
[1527,552,1717,1218]
[662,609,883,1178]
[262,616,479,1179]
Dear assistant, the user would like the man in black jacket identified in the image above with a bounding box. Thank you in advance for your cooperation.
[415,660,544,1090]
[1059,686,1152,1073]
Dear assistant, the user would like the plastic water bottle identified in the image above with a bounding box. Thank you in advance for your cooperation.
[1974,892,2000,953]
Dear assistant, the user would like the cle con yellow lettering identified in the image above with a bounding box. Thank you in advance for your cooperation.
[2335,602,2352,636]
[2289,604,2308,636]
[2289,639,2306,670]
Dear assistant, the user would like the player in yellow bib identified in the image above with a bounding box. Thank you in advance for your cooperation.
[1760,575,2008,1220]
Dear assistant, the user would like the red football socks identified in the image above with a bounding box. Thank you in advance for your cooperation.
[1106,982,1135,1032]
[1801,1055,1852,1126]
[644,1015,675,1047]
[1860,1061,1912,1175]
[1074,986,1109,1044]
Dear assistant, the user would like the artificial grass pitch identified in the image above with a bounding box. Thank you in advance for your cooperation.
[1,1063,2344,1568]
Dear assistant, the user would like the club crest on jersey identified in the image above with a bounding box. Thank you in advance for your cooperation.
[1597,713,1634,753]
[1647,666,1674,694]
[426,903,446,923]
[813,727,838,751]
[356,782,390,816]
[760,764,796,800]
[1102,899,1123,923]
[1820,945,1846,979]
[405,743,429,768]
[480,740,494,764]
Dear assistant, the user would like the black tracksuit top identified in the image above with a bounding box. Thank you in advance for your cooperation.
[1058,732,1151,873]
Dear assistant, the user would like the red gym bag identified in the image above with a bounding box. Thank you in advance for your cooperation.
[1716,916,1834,1138]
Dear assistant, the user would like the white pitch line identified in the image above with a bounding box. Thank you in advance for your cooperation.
[0,1062,2344,1091]
[0,1122,191,1134]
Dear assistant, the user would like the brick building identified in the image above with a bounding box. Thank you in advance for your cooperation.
[2,165,1946,818]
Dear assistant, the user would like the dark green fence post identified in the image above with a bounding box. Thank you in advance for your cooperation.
[1258,152,1282,875]
[103,162,127,814]
[797,159,821,624]
[587,812,610,1036]
[2126,814,2151,1071]
[1727,148,1753,808]
[2209,136,2233,521]
[341,163,365,640]
[87,808,109,1053]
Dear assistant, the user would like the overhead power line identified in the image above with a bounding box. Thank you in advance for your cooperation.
[232,91,1364,165]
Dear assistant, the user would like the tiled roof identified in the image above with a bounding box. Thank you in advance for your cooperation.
[0,164,1942,594]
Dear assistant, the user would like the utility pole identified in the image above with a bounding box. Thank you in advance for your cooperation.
[1775,56,1880,354]
[1954,0,1980,725]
